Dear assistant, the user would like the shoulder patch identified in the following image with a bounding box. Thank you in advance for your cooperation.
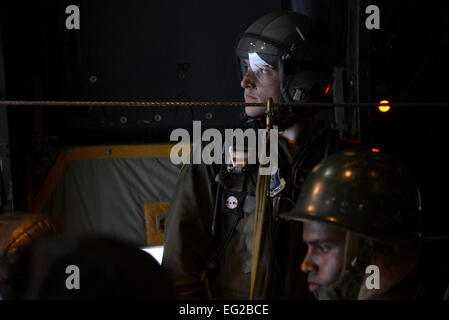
[269,167,286,197]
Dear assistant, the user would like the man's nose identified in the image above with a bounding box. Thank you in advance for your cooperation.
[300,251,318,274]
[240,71,255,89]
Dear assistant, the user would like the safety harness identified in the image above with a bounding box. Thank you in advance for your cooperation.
[203,120,347,299]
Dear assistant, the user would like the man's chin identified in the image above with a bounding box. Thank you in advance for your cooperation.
[308,283,321,292]
[245,106,266,118]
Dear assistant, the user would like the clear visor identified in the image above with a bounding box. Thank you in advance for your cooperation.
[236,36,284,79]
[238,53,276,80]
[236,36,285,60]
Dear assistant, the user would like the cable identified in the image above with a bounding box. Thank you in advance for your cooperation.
[0,101,448,108]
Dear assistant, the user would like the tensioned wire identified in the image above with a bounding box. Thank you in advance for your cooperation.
[0,101,448,107]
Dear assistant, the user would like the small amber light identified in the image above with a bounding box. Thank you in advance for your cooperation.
[371,148,380,153]
[378,100,390,112]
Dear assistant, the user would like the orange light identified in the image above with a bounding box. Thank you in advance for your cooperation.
[324,82,331,96]
[371,148,380,153]
[378,100,390,112]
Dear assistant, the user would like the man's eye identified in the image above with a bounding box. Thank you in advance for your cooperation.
[255,67,269,75]
[253,68,269,77]
[316,245,330,253]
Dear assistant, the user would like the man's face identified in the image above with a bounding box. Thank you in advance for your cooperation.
[240,58,282,117]
[301,221,346,296]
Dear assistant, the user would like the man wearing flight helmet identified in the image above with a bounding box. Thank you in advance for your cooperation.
[282,149,448,299]
[235,10,335,132]
[162,11,358,300]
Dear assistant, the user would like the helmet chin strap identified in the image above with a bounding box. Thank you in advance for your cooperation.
[242,93,314,131]
[242,112,267,130]
[313,233,374,300]
[243,103,314,131]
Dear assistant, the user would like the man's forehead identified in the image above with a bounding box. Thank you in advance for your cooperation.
[303,221,346,242]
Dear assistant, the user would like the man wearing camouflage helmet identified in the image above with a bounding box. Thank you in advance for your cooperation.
[162,11,358,299]
[282,149,448,299]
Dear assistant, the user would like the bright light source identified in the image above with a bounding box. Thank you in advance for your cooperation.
[371,148,380,153]
[141,246,164,265]
[324,82,331,96]
[378,100,390,112]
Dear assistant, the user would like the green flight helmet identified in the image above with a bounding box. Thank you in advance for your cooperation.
[281,149,422,242]
[236,11,334,129]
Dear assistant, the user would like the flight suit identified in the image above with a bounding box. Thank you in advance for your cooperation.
[162,123,357,299]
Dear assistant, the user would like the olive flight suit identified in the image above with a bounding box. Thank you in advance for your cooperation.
[162,123,358,299]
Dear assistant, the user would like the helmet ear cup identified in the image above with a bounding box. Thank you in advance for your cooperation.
[292,88,308,101]
[280,59,333,103]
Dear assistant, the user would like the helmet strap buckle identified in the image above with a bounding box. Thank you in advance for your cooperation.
[293,88,305,101]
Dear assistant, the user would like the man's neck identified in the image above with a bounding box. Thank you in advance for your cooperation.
[279,116,319,146]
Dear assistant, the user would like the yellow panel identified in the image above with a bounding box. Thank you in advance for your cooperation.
[28,152,69,214]
[29,144,191,213]
[65,144,187,160]
[143,202,169,246]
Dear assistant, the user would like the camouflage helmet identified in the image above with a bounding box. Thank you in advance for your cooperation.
[281,149,422,242]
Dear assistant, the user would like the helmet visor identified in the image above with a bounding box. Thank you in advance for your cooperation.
[237,53,279,82]
[236,35,286,66]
